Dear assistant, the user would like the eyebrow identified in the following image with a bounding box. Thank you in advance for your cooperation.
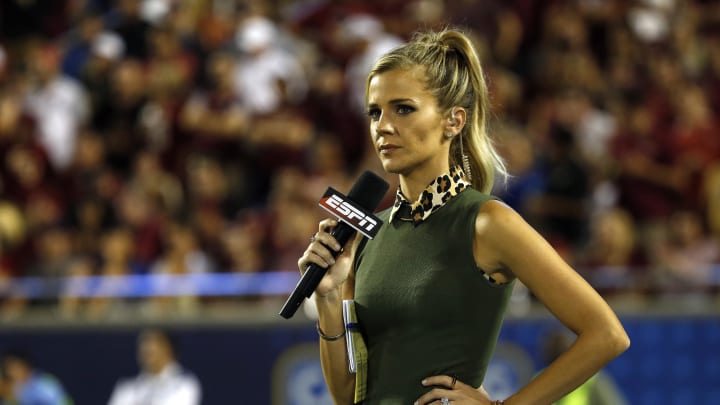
[367,98,418,108]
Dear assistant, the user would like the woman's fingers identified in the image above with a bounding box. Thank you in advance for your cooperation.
[297,219,343,272]
[415,375,488,405]
[302,251,333,270]
[415,375,456,405]
[318,218,338,233]
[413,387,454,405]
[311,230,342,252]
[421,375,458,389]
[298,242,335,271]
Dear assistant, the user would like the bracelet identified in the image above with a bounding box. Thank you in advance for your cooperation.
[316,322,346,341]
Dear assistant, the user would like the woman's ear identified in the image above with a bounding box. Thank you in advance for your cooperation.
[447,107,467,132]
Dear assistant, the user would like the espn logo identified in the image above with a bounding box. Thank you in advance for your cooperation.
[319,188,383,239]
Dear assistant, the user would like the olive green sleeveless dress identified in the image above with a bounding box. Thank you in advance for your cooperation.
[353,188,514,404]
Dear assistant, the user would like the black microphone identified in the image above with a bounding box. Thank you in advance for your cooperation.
[279,171,389,319]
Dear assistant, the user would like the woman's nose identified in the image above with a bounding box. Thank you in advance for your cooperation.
[375,112,394,136]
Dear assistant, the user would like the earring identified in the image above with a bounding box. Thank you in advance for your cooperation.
[445,131,454,138]
[460,136,472,182]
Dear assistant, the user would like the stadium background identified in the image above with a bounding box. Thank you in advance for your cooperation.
[1,0,719,404]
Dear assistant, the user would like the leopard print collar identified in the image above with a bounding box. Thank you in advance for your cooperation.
[389,166,471,224]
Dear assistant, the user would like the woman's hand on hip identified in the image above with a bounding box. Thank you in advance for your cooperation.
[414,375,492,405]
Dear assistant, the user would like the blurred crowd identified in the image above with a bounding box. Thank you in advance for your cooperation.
[0,0,719,319]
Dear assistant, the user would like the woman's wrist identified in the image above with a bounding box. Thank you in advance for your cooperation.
[316,322,346,341]
[314,289,345,341]
[314,287,342,303]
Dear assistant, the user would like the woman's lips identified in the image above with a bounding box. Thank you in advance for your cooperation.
[379,144,400,154]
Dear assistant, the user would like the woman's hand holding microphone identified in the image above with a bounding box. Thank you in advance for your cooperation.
[297,218,356,298]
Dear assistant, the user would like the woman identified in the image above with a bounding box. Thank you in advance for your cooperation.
[298,28,629,405]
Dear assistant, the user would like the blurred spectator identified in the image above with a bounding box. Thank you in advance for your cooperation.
[304,133,354,191]
[233,15,308,115]
[86,227,140,319]
[115,185,165,270]
[60,11,106,80]
[107,328,201,405]
[89,57,147,175]
[0,202,26,276]
[106,0,152,60]
[553,89,616,180]
[145,24,196,101]
[138,62,181,156]
[0,202,27,319]
[184,153,243,219]
[67,130,108,198]
[704,163,720,239]
[493,122,544,216]
[0,45,7,82]
[65,128,116,252]
[81,31,126,113]
[581,208,643,269]
[144,222,214,317]
[265,168,324,271]
[57,255,98,319]
[654,210,720,291]
[127,151,184,219]
[26,226,74,284]
[0,373,8,404]
[22,42,89,171]
[221,210,269,273]
[527,124,591,255]
[578,208,648,297]
[0,350,72,405]
[610,101,681,222]
[487,66,524,121]
[246,76,315,199]
[667,84,720,210]
[4,143,57,215]
[528,4,604,96]
[179,51,249,154]
[303,58,367,170]
[491,8,524,69]
[0,90,27,152]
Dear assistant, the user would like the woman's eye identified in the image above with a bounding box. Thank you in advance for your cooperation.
[397,105,415,114]
[367,108,381,120]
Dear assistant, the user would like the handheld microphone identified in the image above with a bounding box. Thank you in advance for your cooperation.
[279,171,389,319]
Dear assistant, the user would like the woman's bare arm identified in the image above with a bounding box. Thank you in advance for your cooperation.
[475,201,630,405]
[298,218,360,404]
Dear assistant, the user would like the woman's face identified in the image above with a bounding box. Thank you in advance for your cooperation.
[367,67,450,177]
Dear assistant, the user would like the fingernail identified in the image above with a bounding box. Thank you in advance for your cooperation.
[421,379,427,385]
[330,259,335,264]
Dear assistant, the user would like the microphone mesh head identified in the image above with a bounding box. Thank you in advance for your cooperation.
[347,171,390,211]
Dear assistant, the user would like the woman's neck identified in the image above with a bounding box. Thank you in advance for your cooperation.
[398,164,451,202]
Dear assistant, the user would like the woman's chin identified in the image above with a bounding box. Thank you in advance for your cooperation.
[380,161,403,174]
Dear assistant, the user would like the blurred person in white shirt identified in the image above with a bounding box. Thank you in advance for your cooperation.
[233,16,308,115]
[23,42,89,171]
[107,329,201,405]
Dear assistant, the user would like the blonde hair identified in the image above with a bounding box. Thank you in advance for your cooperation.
[366,28,506,193]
